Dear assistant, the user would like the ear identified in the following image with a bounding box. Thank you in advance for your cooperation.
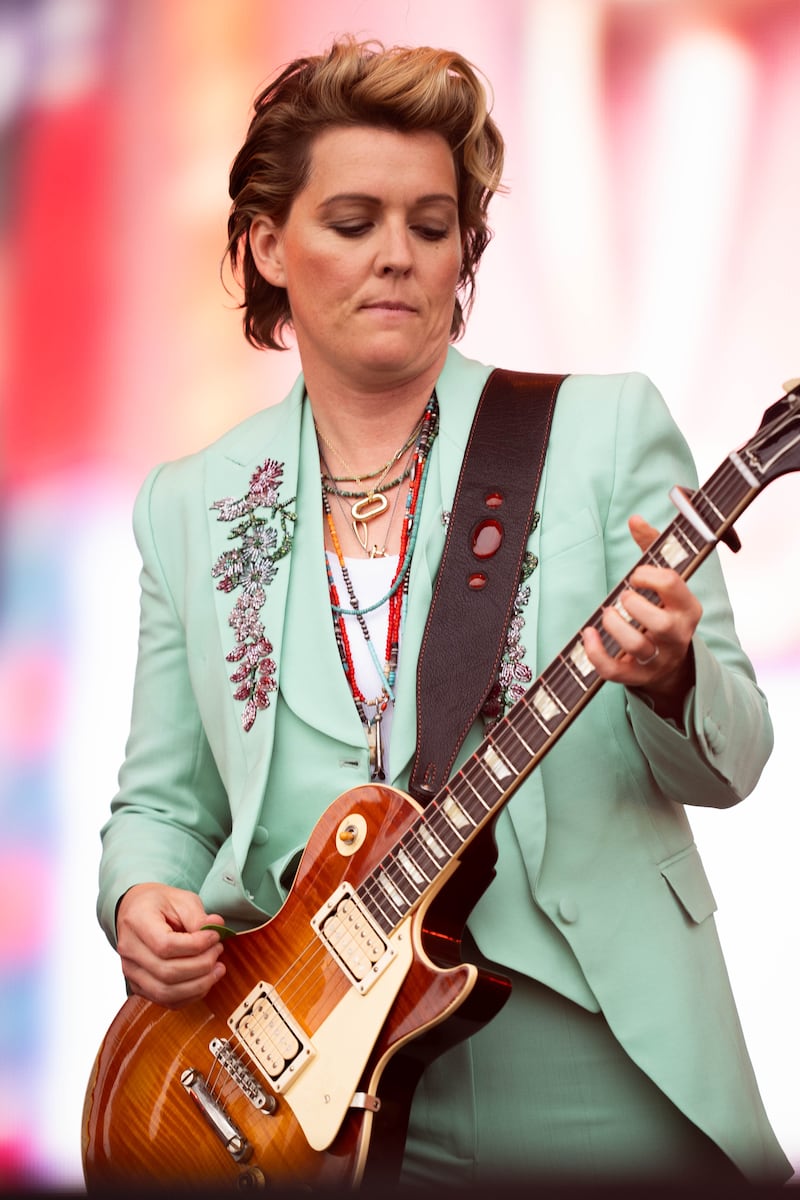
[249,215,286,286]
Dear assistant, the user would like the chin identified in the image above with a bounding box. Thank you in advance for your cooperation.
[353,338,445,381]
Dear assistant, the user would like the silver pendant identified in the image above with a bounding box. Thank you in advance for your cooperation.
[366,709,385,781]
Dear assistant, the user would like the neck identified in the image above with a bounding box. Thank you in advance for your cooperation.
[304,357,446,478]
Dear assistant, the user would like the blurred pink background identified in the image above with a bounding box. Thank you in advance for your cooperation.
[1,0,798,1187]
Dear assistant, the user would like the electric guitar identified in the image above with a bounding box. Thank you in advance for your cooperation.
[81,381,800,1191]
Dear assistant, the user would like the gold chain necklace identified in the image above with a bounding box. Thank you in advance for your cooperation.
[315,413,425,551]
[321,448,409,558]
[315,418,422,485]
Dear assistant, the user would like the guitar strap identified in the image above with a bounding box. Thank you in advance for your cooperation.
[408,368,566,804]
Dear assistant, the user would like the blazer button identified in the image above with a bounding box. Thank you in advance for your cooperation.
[558,898,579,924]
[702,716,726,755]
[252,825,269,846]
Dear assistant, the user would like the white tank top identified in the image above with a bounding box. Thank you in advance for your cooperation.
[325,553,401,778]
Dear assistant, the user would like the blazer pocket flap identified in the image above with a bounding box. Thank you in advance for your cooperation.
[539,505,599,559]
[659,844,717,924]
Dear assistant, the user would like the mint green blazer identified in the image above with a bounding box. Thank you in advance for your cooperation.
[98,347,791,1182]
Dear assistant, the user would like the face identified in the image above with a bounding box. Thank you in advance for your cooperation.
[249,125,462,391]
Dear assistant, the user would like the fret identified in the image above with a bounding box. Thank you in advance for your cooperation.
[374,869,408,914]
[361,872,404,931]
[387,849,425,897]
[428,804,467,854]
[457,770,495,813]
[530,682,563,723]
[500,719,536,757]
[687,489,726,533]
[416,821,449,864]
[660,525,696,566]
[668,486,717,543]
[472,752,510,799]
[552,663,592,712]
[523,694,553,735]
[493,722,536,773]
[440,793,476,835]
[696,475,749,528]
[396,840,432,887]
[694,489,726,525]
[480,743,514,783]
[565,639,594,683]
[547,664,589,713]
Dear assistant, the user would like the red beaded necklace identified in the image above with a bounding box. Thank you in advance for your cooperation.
[322,395,438,780]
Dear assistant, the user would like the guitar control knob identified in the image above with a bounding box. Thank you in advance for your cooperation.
[236,1165,267,1189]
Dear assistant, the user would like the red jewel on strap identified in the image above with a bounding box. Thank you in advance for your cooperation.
[471,518,503,559]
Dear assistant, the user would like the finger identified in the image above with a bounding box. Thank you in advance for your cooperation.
[601,600,652,660]
[125,958,226,1009]
[120,922,224,977]
[162,892,223,937]
[120,929,225,991]
[635,643,660,667]
[583,614,661,677]
[118,909,224,970]
[628,513,660,553]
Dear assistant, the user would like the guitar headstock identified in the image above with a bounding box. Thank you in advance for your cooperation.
[739,377,800,488]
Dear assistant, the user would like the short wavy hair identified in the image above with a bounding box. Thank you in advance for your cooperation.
[224,37,505,350]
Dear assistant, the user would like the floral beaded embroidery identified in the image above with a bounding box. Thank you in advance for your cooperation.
[481,524,540,729]
[211,459,296,731]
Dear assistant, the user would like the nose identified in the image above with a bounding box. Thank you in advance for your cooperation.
[375,221,413,276]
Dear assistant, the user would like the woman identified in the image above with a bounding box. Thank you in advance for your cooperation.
[95,37,791,1187]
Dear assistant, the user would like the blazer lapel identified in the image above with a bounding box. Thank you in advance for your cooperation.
[204,380,305,814]
[278,400,365,748]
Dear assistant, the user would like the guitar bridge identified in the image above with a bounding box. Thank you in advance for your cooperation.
[210,1037,276,1112]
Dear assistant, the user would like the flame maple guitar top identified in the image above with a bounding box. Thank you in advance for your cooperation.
[81,783,509,1191]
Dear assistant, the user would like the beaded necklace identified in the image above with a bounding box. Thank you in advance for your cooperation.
[316,416,425,486]
[322,394,439,780]
[317,414,426,553]
[320,463,412,501]
[322,449,408,560]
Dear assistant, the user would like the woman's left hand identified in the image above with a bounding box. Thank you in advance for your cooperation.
[581,514,703,721]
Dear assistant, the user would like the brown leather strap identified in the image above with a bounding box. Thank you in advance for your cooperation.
[408,368,566,803]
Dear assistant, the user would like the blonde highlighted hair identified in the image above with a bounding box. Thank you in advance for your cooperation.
[225,36,505,350]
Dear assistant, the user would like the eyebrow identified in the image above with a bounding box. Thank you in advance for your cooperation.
[318,192,458,210]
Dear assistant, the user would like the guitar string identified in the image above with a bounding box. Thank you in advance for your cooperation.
[220,456,773,1108]
[228,458,758,1068]
[238,466,749,1045]
[346,466,754,927]
[238,533,722,1062]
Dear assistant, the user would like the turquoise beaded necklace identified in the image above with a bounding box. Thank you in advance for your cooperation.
[322,395,439,779]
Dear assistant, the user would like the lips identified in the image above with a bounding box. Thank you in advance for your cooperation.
[361,300,416,312]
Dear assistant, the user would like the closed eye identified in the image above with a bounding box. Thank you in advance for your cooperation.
[413,225,450,241]
[330,222,372,238]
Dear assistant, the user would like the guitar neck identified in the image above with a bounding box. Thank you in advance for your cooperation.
[355,390,800,938]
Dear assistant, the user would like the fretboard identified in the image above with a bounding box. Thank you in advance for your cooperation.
[355,442,770,937]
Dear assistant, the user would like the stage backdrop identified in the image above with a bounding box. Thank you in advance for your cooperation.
[1,0,798,1186]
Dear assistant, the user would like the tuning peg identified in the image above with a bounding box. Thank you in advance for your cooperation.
[782,377,800,392]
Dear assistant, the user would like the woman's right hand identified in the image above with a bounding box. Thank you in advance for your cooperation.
[115,882,227,1008]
